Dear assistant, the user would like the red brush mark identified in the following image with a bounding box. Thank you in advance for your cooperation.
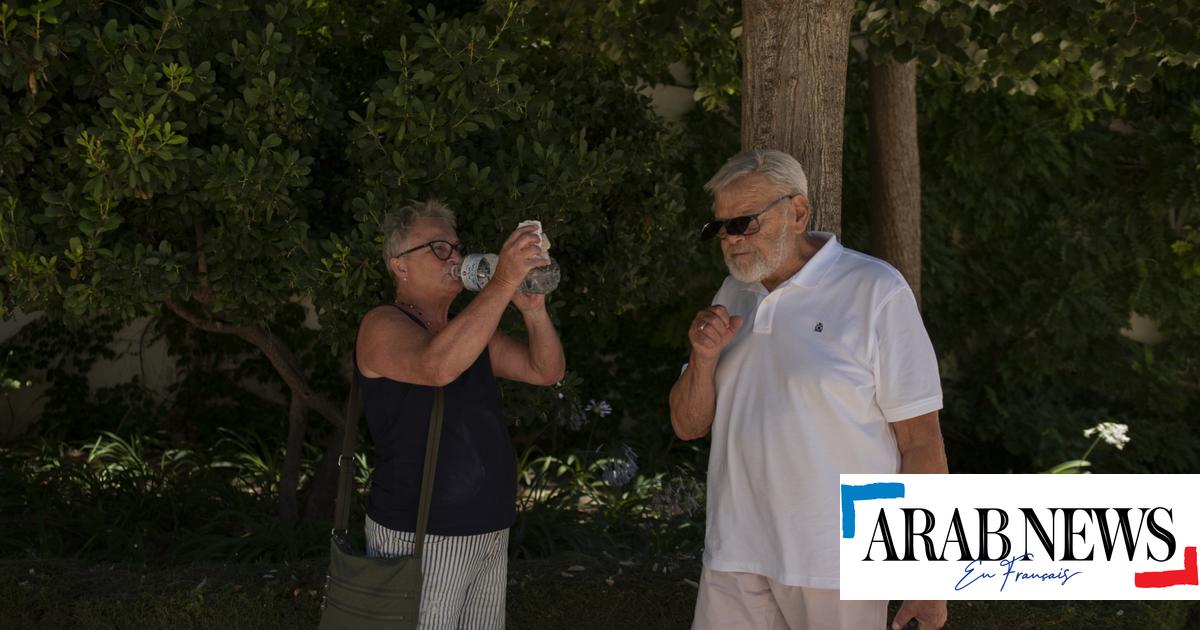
[1135,546,1198,588]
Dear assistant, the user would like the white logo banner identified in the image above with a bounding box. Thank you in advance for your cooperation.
[839,475,1200,600]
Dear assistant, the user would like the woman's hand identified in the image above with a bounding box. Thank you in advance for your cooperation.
[511,290,546,314]
[492,225,548,291]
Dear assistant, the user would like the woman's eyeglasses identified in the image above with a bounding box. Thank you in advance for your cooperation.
[394,240,468,261]
[699,193,797,241]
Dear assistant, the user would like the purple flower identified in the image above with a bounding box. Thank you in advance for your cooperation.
[652,472,705,518]
[585,399,613,418]
[600,445,639,487]
[563,401,588,431]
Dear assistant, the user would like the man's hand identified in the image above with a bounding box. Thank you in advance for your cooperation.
[891,599,947,630]
[688,305,743,362]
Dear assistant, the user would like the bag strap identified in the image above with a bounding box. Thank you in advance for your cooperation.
[332,378,445,560]
[413,388,444,559]
[333,378,362,533]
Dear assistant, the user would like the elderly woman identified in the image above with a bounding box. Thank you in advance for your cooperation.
[355,200,565,629]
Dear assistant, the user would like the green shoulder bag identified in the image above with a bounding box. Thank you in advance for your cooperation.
[318,383,444,630]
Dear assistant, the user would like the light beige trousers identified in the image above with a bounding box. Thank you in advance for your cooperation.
[691,566,888,630]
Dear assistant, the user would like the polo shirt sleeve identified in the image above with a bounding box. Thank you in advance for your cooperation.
[873,285,943,422]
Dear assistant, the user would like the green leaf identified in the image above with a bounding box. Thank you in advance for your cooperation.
[1043,460,1091,474]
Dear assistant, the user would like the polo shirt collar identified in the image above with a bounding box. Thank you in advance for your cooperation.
[787,231,841,288]
[744,231,842,295]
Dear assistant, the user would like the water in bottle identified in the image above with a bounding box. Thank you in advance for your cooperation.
[450,221,560,294]
[452,253,560,294]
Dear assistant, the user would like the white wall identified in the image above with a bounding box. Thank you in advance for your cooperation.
[0,311,179,438]
[639,62,697,123]
[0,296,324,439]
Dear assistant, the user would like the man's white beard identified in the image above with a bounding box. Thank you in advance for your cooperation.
[725,231,790,284]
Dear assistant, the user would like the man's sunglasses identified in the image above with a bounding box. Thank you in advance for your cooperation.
[394,240,468,261]
[700,193,798,241]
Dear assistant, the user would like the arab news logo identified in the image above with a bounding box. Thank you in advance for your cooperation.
[840,482,1199,590]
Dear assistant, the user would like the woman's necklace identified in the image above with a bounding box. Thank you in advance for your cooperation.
[394,301,436,330]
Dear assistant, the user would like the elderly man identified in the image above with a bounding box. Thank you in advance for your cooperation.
[669,150,949,630]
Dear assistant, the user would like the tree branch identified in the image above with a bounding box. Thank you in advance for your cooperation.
[164,298,242,334]
[194,222,211,306]
[163,299,346,429]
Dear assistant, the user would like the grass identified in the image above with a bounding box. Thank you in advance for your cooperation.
[0,559,322,630]
[3,557,1199,629]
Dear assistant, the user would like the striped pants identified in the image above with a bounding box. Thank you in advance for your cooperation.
[365,514,508,630]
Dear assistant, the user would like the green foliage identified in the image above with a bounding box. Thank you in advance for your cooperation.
[511,447,704,559]
[0,431,326,563]
[899,63,1200,473]
[519,0,743,114]
[312,1,712,356]
[0,0,732,473]
[0,561,327,630]
[0,349,28,381]
[857,0,1200,99]
[0,0,335,324]
[0,422,704,564]
[0,1,733,546]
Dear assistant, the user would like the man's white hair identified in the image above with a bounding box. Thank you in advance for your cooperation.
[704,149,809,199]
[381,199,457,267]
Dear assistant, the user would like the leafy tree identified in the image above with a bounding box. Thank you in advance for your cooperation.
[857,0,1200,98]
[0,0,721,524]
[859,0,1200,304]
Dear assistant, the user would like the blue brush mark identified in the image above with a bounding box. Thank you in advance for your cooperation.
[840,482,905,539]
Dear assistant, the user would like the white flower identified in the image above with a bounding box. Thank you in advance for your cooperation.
[1083,422,1130,450]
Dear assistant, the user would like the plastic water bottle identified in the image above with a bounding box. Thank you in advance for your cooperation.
[453,253,561,294]
[450,221,561,294]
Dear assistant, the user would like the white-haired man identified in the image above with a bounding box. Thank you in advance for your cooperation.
[669,149,949,630]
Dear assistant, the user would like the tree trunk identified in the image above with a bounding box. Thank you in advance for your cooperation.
[279,393,307,526]
[741,0,855,235]
[169,228,356,526]
[304,421,346,524]
[868,61,922,305]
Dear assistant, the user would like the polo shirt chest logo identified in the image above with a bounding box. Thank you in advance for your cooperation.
[814,322,824,333]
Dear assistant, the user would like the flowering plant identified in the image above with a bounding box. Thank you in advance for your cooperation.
[1044,421,1131,474]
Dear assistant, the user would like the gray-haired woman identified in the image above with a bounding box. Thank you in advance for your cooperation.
[355,200,565,629]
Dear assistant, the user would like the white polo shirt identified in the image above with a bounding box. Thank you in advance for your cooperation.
[701,232,942,588]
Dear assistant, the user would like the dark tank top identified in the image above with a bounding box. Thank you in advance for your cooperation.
[358,305,517,535]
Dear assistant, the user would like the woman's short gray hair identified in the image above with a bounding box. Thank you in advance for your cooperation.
[704,149,809,199]
[381,199,457,266]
